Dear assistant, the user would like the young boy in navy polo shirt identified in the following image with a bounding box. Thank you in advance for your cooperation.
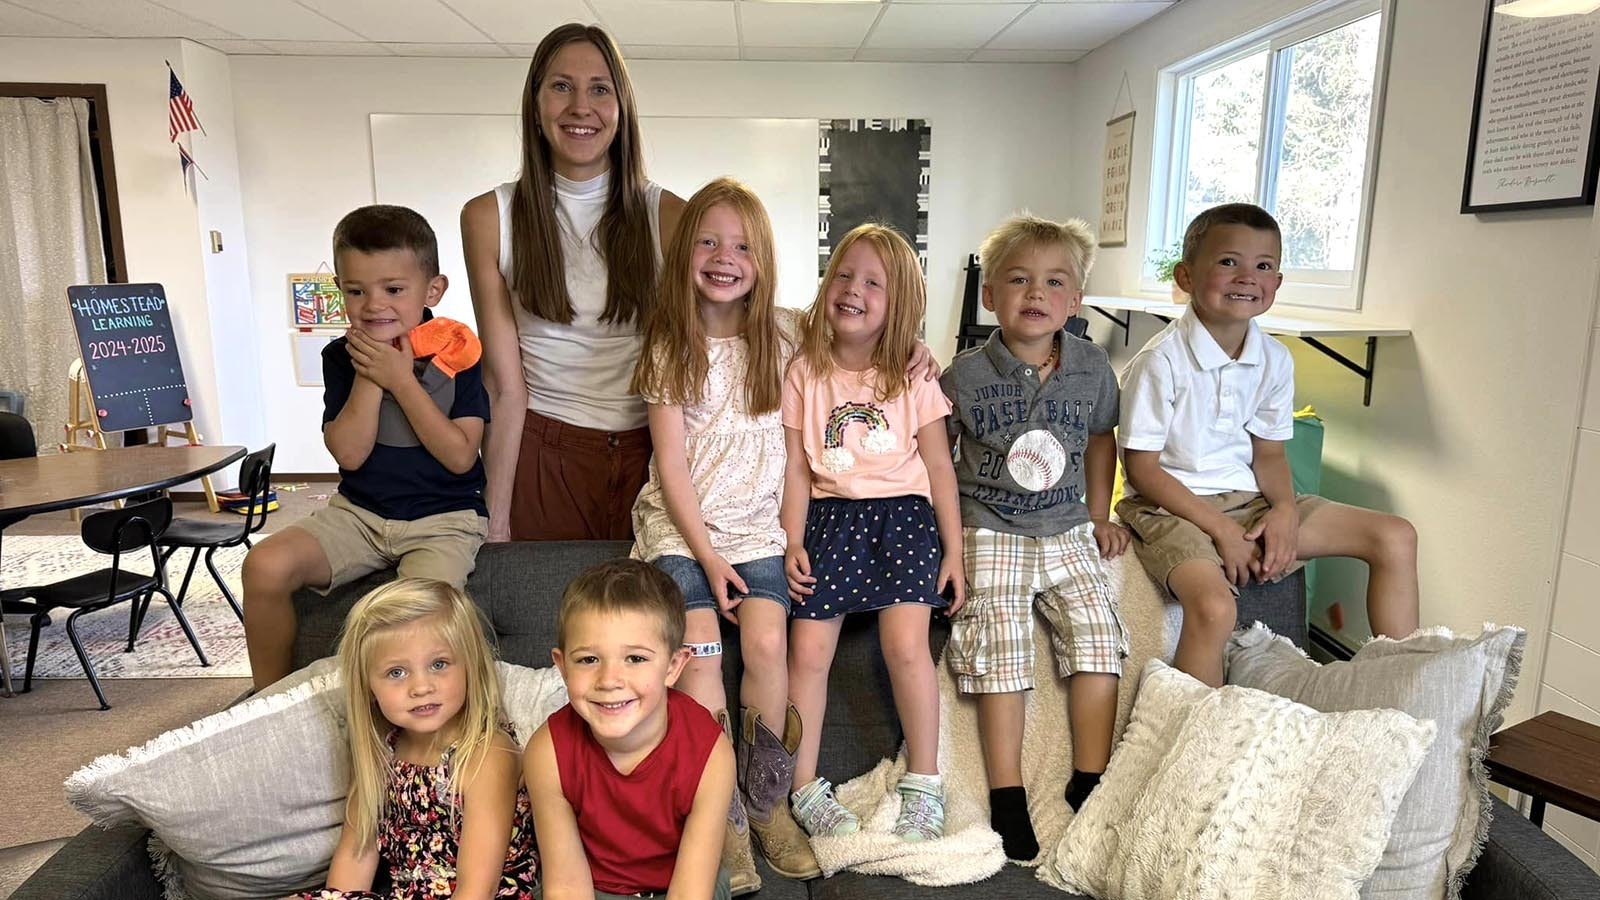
[241,205,489,690]
[941,214,1129,861]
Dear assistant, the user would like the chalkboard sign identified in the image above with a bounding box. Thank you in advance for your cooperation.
[67,283,193,433]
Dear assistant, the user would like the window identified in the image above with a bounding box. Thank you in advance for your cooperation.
[1148,0,1389,310]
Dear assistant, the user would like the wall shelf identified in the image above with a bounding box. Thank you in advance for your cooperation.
[1083,296,1410,406]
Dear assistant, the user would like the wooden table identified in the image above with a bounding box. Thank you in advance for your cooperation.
[0,445,245,695]
[1487,711,1600,827]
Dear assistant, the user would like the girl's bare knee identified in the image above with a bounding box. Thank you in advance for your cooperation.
[741,625,785,670]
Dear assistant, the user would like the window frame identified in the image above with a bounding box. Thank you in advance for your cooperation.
[1143,0,1394,311]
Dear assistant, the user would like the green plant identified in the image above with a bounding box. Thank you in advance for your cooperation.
[1147,242,1183,283]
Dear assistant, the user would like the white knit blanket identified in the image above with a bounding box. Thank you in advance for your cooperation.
[813,552,1180,887]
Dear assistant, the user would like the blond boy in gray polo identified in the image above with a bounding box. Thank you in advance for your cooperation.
[939,214,1128,862]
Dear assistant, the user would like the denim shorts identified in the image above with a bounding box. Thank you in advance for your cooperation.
[652,554,791,614]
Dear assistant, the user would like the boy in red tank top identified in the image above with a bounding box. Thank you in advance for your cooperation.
[524,559,736,900]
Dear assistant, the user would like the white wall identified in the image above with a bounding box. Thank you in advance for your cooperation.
[1065,0,1599,724]
[230,57,1076,473]
[179,41,267,474]
[1535,207,1600,870]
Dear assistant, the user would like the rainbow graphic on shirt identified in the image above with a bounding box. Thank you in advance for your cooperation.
[821,401,897,472]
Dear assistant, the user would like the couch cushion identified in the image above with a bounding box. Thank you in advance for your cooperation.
[812,865,1084,900]
[292,540,634,670]
[1226,624,1525,900]
[64,658,566,900]
[1052,660,1435,900]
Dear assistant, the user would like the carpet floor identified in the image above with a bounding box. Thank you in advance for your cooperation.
[0,676,250,851]
[2,534,251,681]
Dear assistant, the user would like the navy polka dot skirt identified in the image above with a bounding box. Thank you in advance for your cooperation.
[795,495,946,620]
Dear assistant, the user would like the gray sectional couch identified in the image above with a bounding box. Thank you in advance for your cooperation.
[15,540,1600,899]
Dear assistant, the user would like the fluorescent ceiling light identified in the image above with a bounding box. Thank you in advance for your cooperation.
[1496,0,1600,17]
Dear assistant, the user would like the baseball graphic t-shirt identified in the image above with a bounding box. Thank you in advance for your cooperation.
[783,355,952,501]
[940,328,1119,537]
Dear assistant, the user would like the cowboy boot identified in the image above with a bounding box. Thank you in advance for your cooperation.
[717,709,762,896]
[740,705,822,880]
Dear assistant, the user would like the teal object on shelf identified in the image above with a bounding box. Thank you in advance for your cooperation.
[1287,411,1325,619]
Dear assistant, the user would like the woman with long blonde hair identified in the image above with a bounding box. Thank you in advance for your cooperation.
[300,578,536,899]
[461,23,685,543]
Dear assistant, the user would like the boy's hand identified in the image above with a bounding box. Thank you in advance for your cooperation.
[698,551,749,624]
[347,325,416,389]
[937,556,967,616]
[906,341,942,382]
[1091,518,1131,560]
[1209,520,1260,587]
[785,543,815,605]
[1246,504,1299,582]
[347,329,415,392]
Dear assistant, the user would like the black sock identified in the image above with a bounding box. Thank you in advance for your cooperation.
[989,786,1039,861]
[1064,770,1102,813]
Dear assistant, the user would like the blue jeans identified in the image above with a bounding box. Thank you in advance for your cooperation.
[652,554,790,614]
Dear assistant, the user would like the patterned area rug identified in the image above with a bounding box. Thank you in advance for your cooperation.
[2,534,251,679]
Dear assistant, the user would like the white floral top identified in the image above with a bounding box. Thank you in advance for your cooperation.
[631,310,800,565]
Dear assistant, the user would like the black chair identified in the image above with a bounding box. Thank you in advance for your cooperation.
[954,253,1088,352]
[22,497,210,709]
[0,409,35,460]
[155,444,276,623]
[0,410,40,696]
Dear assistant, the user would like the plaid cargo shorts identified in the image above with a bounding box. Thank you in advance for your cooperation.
[946,523,1129,694]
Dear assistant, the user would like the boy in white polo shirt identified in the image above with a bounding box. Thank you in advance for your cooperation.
[1117,203,1419,687]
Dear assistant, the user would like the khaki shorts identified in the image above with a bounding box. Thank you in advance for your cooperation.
[291,493,487,593]
[1115,490,1327,596]
[947,523,1129,694]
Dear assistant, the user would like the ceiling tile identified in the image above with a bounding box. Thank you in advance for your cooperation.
[199,38,277,53]
[380,41,511,57]
[438,0,595,43]
[621,43,741,60]
[298,0,485,43]
[253,39,394,56]
[969,48,1084,62]
[739,2,879,48]
[10,0,234,38]
[743,46,856,61]
[988,1,1169,51]
[590,1,737,47]
[0,2,102,37]
[865,2,1026,50]
[855,47,972,62]
[150,0,364,42]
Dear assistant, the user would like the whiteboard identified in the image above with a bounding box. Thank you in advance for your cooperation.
[291,331,339,387]
[369,114,821,330]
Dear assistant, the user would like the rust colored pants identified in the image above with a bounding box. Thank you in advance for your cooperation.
[508,409,651,541]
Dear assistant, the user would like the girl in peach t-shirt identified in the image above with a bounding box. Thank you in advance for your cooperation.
[779,224,965,847]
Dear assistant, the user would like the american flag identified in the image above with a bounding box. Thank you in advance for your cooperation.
[169,67,201,141]
[178,143,206,180]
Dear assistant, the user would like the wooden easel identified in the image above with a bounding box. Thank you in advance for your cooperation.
[59,359,222,512]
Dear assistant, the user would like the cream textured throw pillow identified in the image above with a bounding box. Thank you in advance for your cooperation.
[66,659,567,900]
[1227,624,1524,900]
[1053,660,1435,900]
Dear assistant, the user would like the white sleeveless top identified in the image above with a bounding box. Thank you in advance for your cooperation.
[494,172,663,432]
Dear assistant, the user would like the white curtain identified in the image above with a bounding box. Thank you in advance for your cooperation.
[0,96,108,453]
